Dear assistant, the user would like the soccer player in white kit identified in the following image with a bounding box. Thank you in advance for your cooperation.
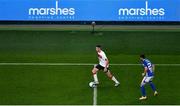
[91,45,120,87]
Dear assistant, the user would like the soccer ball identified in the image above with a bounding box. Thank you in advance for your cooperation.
[89,82,96,88]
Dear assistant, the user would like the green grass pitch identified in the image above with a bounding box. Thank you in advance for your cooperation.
[0,28,180,105]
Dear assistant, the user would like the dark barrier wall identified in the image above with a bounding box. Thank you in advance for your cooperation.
[0,0,179,22]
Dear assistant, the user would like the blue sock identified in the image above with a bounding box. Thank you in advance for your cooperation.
[149,81,156,92]
[141,85,146,96]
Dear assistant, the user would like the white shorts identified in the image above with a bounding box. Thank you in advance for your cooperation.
[141,76,154,86]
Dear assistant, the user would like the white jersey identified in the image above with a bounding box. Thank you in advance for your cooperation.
[97,50,109,67]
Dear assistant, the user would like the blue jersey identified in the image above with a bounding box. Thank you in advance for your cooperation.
[142,59,154,77]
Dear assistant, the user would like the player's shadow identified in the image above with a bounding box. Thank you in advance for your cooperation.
[91,31,103,36]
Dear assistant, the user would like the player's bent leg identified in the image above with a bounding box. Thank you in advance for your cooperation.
[92,67,98,74]
[92,67,99,84]
[106,70,120,87]
[139,77,147,100]
[145,76,158,96]
[149,81,156,91]
[149,81,158,96]
[106,71,113,79]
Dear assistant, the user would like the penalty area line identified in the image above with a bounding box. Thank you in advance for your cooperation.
[93,87,97,106]
[0,63,179,66]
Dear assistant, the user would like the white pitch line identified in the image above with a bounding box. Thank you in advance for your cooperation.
[0,63,94,66]
[93,87,97,106]
[0,63,180,66]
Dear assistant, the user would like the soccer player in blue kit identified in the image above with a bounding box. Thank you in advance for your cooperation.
[139,54,158,100]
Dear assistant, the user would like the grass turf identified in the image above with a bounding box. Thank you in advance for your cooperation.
[0,30,179,104]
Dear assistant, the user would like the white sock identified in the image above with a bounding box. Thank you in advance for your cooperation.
[112,76,119,83]
[93,74,98,83]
